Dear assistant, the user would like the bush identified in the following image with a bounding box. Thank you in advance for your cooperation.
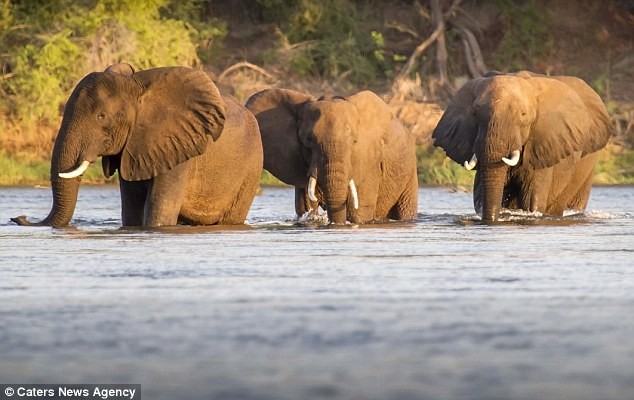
[0,0,225,135]
[417,146,475,188]
[262,0,387,85]
[489,0,555,70]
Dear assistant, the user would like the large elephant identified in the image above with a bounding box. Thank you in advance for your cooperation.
[432,71,612,222]
[12,63,263,227]
[245,89,418,224]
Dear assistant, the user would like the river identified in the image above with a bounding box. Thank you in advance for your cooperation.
[1,185,633,400]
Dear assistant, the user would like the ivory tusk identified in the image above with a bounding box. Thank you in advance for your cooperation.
[464,154,477,170]
[349,179,359,210]
[308,176,318,202]
[59,160,90,179]
[502,150,521,166]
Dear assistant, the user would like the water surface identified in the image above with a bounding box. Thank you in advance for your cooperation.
[1,185,633,400]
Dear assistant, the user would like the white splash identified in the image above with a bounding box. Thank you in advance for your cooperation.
[297,208,329,225]
[584,210,619,220]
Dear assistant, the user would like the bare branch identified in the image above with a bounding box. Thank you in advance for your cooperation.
[393,0,462,88]
[385,21,420,39]
[451,12,488,77]
[432,0,454,95]
[394,18,445,82]
[218,61,276,82]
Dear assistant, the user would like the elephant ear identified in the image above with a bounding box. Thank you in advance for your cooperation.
[246,88,314,186]
[120,66,226,181]
[346,91,392,165]
[347,90,392,137]
[523,77,612,169]
[432,78,482,166]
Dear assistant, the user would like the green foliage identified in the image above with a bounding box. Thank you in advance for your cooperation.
[0,0,13,35]
[594,147,634,184]
[161,0,227,65]
[253,0,296,22]
[417,146,475,188]
[8,31,83,126]
[0,152,111,185]
[260,170,285,186]
[274,0,387,85]
[0,0,225,129]
[489,0,554,70]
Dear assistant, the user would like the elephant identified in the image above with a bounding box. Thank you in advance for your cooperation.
[432,70,612,222]
[245,88,418,224]
[11,63,263,227]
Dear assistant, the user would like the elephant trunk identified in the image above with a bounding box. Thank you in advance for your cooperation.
[320,162,351,225]
[12,130,83,227]
[479,164,507,222]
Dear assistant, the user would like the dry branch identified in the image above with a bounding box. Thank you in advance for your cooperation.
[392,0,493,98]
[218,61,276,82]
[432,0,453,95]
[451,15,488,77]
[394,6,445,82]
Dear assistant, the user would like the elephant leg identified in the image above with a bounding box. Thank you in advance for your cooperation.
[502,172,522,210]
[520,167,552,213]
[565,153,599,212]
[144,162,190,227]
[545,153,592,216]
[221,172,261,224]
[295,187,319,218]
[473,171,483,214]
[355,181,379,223]
[567,172,593,211]
[387,171,419,221]
[120,178,150,226]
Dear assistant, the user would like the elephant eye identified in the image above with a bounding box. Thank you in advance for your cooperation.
[97,111,108,125]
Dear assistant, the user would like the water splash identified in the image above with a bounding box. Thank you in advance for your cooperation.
[455,208,602,226]
[297,209,329,225]
[584,210,620,220]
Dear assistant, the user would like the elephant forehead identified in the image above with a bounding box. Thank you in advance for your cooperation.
[476,77,533,114]
[304,102,357,130]
[71,73,128,111]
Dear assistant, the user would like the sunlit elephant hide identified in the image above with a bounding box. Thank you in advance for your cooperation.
[432,71,612,222]
[12,63,263,227]
[246,89,419,224]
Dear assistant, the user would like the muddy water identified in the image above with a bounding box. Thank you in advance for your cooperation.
[1,185,633,400]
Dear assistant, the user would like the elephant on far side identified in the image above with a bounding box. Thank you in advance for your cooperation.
[246,89,418,224]
[432,71,612,222]
[12,63,263,227]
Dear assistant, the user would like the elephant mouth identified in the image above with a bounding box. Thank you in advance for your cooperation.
[307,176,359,210]
[463,149,521,170]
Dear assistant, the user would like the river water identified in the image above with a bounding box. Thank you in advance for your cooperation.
[1,185,633,400]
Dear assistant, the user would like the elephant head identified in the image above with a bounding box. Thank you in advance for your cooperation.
[12,63,226,227]
[432,71,612,221]
[246,89,390,224]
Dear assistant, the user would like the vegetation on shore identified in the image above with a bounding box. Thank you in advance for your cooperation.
[1,0,633,187]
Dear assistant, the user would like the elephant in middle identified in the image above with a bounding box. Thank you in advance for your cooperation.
[246,89,419,224]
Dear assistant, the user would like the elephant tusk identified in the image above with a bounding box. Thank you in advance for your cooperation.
[502,150,521,166]
[59,160,90,179]
[349,179,359,210]
[464,154,477,170]
[308,176,318,202]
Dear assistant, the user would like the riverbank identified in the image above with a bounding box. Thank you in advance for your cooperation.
[2,146,632,187]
